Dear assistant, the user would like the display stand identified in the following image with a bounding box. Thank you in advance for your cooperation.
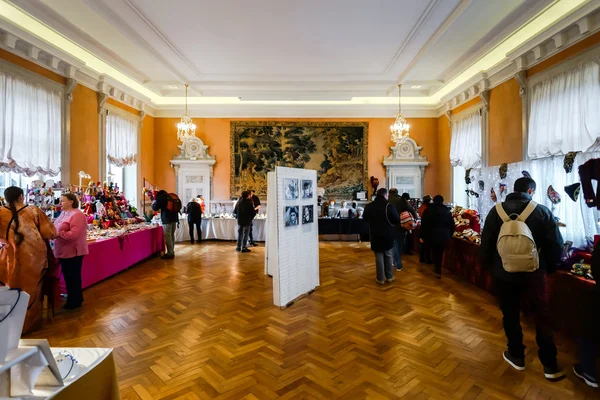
[266,167,319,307]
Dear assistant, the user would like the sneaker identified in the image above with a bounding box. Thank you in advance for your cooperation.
[573,364,598,388]
[503,351,525,371]
[375,279,386,285]
[241,248,251,253]
[386,277,396,283]
[543,365,566,381]
[396,266,403,272]
[236,248,241,252]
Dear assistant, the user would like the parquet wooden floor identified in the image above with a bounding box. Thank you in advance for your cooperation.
[29,242,598,399]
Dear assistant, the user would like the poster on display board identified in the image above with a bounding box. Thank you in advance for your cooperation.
[265,167,319,307]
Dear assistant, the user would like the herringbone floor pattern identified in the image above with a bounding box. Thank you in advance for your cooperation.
[30,242,597,399]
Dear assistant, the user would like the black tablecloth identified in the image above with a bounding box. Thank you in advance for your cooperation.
[318,218,369,237]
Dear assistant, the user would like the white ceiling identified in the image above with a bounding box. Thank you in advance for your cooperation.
[6,0,558,102]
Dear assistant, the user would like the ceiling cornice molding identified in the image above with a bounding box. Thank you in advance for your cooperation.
[154,104,438,119]
[0,1,597,120]
[440,4,600,113]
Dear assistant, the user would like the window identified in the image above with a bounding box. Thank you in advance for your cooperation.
[0,65,63,196]
[528,55,600,158]
[0,172,61,198]
[452,166,468,207]
[105,108,139,207]
[450,109,483,170]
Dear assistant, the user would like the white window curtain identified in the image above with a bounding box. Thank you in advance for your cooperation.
[528,58,600,159]
[106,112,138,167]
[468,152,600,247]
[450,109,482,169]
[0,70,62,176]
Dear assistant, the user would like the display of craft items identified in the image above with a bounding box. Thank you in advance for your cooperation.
[564,151,579,173]
[27,184,56,212]
[461,209,481,233]
[370,176,379,192]
[499,183,507,197]
[491,187,497,202]
[571,262,591,277]
[499,163,508,179]
[465,168,473,185]
[564,183,580,202]
[465,189,479,198]
[547,185,561,204]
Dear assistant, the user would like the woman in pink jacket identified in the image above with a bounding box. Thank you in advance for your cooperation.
[53,193,89,309]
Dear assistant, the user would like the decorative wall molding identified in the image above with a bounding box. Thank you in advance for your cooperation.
[0,2,599,119]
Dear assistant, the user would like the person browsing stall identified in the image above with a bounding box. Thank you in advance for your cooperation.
[53,193,89,310]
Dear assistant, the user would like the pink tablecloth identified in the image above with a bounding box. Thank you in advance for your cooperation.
[59,226,164,293]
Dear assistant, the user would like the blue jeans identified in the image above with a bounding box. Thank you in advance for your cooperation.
[392,230,406,268]
[237,225,250,250]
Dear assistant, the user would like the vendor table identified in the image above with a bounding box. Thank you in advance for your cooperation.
[175,218,266,242]
[0,348,120,399]
[59,226,164,293]
[442,236,598,341]
[317,218,369,241]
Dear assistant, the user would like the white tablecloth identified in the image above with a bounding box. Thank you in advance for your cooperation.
[175,218,266,242]
[0,347,119,399]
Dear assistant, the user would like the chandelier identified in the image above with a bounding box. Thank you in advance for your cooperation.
[177,84,196,142]
[390,84,410,143]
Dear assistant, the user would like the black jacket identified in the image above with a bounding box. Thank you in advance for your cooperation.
[234,198,255,226]
[186,201,202,223]
[480,192,564,282]
[420,203,455,247]
[388,193,417,232]
[151,190,179,224]
[363,195,400,252]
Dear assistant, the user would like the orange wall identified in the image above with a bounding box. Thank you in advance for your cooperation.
[452,97,481,115]
[107,97,140,116]
[70,85,99,184]
[527,31,600,77]
[153,118,440,199]
[140,115,155,184]
[0,48,65,84]
[488,78,523,166]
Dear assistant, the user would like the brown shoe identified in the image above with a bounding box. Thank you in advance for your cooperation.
[386,277,396,283]
[375,279,386,285]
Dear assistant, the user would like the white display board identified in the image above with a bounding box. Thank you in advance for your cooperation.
[266,167,319,307]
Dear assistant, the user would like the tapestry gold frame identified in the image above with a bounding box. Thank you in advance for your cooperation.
[230,121,369,197]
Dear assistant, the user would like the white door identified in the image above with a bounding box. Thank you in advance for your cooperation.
[388,167,422,198]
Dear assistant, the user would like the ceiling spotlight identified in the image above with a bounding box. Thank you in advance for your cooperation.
[411,85,422,89]
[167,85,179,89]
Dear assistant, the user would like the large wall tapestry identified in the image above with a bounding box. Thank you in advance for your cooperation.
[230,121,368,198]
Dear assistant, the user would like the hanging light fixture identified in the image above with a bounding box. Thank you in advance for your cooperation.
[177,84,196,142]
[390,84,410,143]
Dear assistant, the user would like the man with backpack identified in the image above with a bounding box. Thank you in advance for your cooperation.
[152,190,181,259]
[481,177,565,380]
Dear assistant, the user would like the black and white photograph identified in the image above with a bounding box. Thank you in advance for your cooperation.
[285,206,299,227]
[302,205,314,224]
[302,180,314,199]
[284,178,299,200]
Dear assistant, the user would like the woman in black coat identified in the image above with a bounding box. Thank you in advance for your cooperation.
[420,195,455,279]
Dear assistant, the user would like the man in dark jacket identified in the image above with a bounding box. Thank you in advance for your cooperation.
[186,197,203,244]
[480,177,565,380]
[248,190,261,247]
[234,191,255,253]
[388,189,417,271]
[420,195,454,279]
[363,188,400,285]
[152,190,179,259]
